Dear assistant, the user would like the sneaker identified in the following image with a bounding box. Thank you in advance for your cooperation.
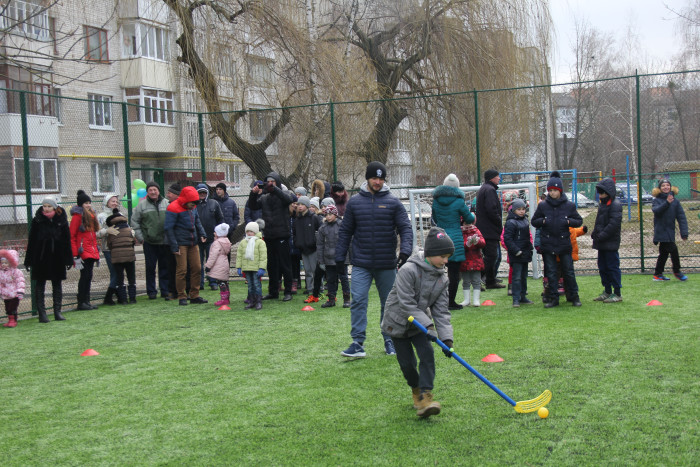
[512,302,520,308]
[485,282,506,289]
[304,295,319,303]
[179,299,188,306]
[189,297,208,304]
[653,275,670,281]
[594,293,611,301]
[384,340,396,356]
[674,272,688,281]
[341,342,366,358]
[520,298,535,305]
[603,294,623,303]
[148,294,158,300]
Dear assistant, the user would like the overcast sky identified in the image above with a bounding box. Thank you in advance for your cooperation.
[550,0,685,83]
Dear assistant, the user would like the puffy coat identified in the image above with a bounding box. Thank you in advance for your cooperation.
[69,206,100,260]
[248,172,294,240]
[96,193,119,251]
[591,178,622,251]
[531,194,583,255]
[0,249,25,300]
[164,186,207,253]
[317,218,348,266]
[236,235,268,271]
[502,211,534,264]
[196,189,224,242]
[205,236,232,281]
[335,182,413,269]
[212,192,240,236]
[105,216,136,264]
[294,210,322,254]
[460,224,485,272]
[651,186,688,243]
[131,195,169,244]
[25,207,73,281]
[432,185,475,263]
[475,181,503,240]
[381,252,453,341]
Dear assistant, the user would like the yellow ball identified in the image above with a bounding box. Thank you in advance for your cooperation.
[538,407,549,419]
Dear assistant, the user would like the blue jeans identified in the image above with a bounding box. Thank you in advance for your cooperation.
[246,272,262,297]
[349,266,396,343]
[143,242,170,297]
[598,250,621,293]
[103,250,117,289]
[511,262,528,303]
[542,252,578,301]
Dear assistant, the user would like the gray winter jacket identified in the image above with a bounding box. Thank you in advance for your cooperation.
[381,252,453,341]
[317,218,348,266]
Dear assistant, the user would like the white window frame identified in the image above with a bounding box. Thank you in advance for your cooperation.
[121,22,170,61]
[1,0,50,40]
[125,87,175,126]
[91,162,118,195]
[13,158,58,192]
[226,164,241,185]
[88,94,113,129]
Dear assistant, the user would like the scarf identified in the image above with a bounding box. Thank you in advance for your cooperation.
[43,209,56,219]
[245,235,257,261]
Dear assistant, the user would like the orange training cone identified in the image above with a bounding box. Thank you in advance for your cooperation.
[218,305,231,310]
[482,354,504,362]
[482,299,496,306]
[81,349,99,356]
[646,300,663,306]
[301,305,315,311]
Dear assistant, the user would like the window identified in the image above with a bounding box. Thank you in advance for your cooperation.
[122,23,170,60]
[1,0,50,39]
[249,108,273,141]
[559,122,575,135]
[92,162,117,193]
[226,164,241,185]
[125,87,174,125]
[186,120,200,149]
[0,65,55,116]
[246,55,274,87]
[84,26,108,62]
[14,158,58,191]
[88,94,112,129]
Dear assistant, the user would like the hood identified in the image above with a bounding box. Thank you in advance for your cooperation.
[196,183,210,202]
[311,179,327,199]
[651,186,679,197]
[102,193,120,212]
[178,186,200,206]
[595,178,616,200]
[432,185,465,205]
[359,181,390,195]
[331,190,348,205]
[506,210,526,221]
[0,249,19,268]
[266,172,283,187]
[70,205,85,216]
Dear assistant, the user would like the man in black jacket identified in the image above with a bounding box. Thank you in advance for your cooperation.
[475,169,505,289]
[196,184,224,290]
[249,172,295,301]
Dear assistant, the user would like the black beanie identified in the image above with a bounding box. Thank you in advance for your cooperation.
[547,171,563,193]
[216,182,227,191]
[331,181,345,193]
[76,190,91,206]
[146,181,160,191]
[365,161,387,180]
[424,227,454,258]
[484,169,499,181]
[168,183,181,196]
[658,179,671,189]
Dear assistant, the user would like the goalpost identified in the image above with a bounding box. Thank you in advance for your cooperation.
[407,183,541,279]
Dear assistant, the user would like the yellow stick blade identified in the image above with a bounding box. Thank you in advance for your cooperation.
[514,390,552,413]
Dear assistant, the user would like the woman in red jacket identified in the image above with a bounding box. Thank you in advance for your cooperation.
[70,190,101,310]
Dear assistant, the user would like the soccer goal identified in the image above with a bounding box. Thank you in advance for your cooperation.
[407,183,541,279]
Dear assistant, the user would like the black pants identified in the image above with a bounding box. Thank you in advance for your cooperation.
[34,279,62,311]
[324,264,349,299]
[655,242,681,275]
[393,333,436,391]
[78,258,96,304]
[265,237,292,296]
[482,239,500,285]
[312,263,327,296]
[290,253,302,284]
[447,261,461,305]
[114,261,136,287]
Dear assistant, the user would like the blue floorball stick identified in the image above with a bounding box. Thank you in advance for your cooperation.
[408,316,551,413]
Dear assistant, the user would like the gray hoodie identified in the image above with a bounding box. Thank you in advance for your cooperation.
[381,251,453,341]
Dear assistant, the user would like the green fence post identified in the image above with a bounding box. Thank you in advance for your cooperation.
[198,113,206,182]
[330,101,337,182]
[635,71,645,272]
[121,103,133,219]
[474,90,481,182]
[19,92,36,315]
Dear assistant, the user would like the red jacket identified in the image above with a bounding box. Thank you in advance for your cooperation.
[69,206,100,260]
[460,224,486,272]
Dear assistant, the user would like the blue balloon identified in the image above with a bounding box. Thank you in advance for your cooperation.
[136,188,147,198]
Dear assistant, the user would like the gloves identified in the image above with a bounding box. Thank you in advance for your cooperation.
[442,339,453,358]
[397,252,409,269]
[106,226,119,236]
[582,225,588,234]
[17,293,24,300]
[319,263,326,271]
[237,268,242,276]
[515,250,522,256]
[256,268,265,278]
[204,267,211,273]
[426,327,438,342]
[73,257,83,270]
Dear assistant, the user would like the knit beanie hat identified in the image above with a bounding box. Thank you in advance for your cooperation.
[255,218,265,231]
[443,173,460,188]
[424,227,454,258]
[168,183,182,196]
[41,196,58,209]
[484,169,499,182]
[216,182,227,191]
[365,161,387,180]
[76,190,91,206]
[331,182,345,193]
[547,171,563,193]
[294,186,307,197]
[511,199,527,210]
[325,205,339,217]
[321,197,336,208]
[245,221,260,234]
[146,181,160,191]
[309,197,320,210]
[297,196,310,208]
[214,223,229,237]
[658,179,671,188]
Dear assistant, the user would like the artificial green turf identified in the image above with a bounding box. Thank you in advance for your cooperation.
[1,275,698,465]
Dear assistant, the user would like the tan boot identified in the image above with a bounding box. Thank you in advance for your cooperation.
[412,387,421,409]
[416,391,441,418]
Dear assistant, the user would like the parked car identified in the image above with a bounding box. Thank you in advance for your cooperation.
[565,192,597,208]
[615,183,653,205]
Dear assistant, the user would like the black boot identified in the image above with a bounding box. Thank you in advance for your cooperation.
[343,293,351,308]
[53,285,65,320]
[254,295,263,310]
[103,287,116,306]
[35,281,50,323]
[116,286,128,305]
[128,284,137,304]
